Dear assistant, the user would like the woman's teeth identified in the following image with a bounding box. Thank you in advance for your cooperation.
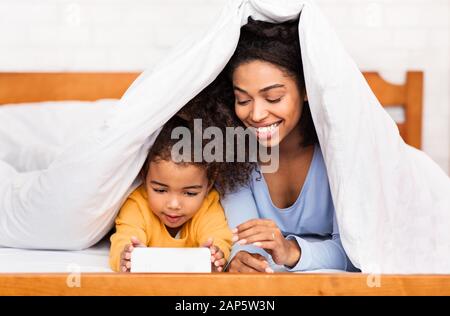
[255,122,280,139]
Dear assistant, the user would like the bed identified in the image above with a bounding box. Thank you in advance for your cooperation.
[1,71,449,296]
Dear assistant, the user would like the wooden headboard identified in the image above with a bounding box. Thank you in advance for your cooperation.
[0,71,423,148]
[0,72,140,103]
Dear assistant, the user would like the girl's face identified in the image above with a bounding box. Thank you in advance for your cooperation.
[232,60,305,147]
[145,159,211,234]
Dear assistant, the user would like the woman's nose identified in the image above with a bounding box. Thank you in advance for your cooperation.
[250,102,269,122]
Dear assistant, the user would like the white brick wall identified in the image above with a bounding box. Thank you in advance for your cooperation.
[1,0,448,173]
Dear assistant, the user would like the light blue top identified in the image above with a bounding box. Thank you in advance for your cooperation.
[221,145,355,272]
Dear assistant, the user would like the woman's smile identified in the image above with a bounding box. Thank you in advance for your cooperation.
[251,120,283,140]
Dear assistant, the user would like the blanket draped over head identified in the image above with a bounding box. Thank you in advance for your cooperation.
[0,0,449,273]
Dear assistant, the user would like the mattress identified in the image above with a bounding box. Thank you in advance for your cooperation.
[0,237,112,273]
[0,236,349,273]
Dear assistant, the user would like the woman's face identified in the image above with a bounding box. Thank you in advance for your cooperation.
[232,60,305,148]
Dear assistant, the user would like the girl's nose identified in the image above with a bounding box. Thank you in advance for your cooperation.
[167,196,181,210]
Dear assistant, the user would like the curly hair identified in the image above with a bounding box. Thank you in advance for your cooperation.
[143,85,256,196]
[223,17,318,147]
[161,18,318,194]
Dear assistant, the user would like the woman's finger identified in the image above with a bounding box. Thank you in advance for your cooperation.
[234,225,270,241]
[252,241,277,251]
[236,230,278,245]
[240,253,269,272]
[236,219,275,233]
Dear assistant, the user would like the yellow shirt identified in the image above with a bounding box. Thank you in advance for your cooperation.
[109,186,232,272]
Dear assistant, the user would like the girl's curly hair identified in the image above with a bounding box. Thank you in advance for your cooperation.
[143,83,256,196]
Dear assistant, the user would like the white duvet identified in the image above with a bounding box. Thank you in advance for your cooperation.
[0,0,449,273]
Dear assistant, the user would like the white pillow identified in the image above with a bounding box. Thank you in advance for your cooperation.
[0,99,118,171]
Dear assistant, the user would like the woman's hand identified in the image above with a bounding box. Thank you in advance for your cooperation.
[119,236,145,272]
[202,238,226,272]
[232,219,301,267]
[227,251,274,273]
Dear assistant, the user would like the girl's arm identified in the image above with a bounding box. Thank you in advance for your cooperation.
[196,191,233,261]
[109,199,148,272]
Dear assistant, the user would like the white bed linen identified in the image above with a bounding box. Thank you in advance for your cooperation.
[0,237,112,273]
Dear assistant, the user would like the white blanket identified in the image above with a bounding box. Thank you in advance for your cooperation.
[0,0,449,273]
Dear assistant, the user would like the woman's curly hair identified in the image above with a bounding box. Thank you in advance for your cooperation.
[223,17,318,147]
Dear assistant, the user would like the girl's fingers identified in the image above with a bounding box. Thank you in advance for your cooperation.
[130,236,144,247]
[214,250,224,260]
[121,250,132,260]
[120,259,129,272]
[214,258,226,267]
[202,237,214,248]
[121,244,131,258]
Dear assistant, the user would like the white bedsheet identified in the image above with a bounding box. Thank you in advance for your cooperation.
[0,238,112,273]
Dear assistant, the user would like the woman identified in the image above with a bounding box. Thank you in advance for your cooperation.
[215,18,356,272]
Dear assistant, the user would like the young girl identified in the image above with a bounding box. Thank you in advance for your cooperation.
[109,112,235,273]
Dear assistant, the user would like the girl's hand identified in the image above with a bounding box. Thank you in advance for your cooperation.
[232,219,301,267]
[119,236,145,272]
[227,251,273,273]
[202,238,226,272]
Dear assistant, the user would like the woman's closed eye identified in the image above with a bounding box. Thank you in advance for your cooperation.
[267,97,282,104]
[152,188,167,193]
[184,191,199,197]
[236,99,251,106]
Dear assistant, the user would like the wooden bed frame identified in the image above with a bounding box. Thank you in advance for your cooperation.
[1,71,444,296]
[0,71,423,148]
